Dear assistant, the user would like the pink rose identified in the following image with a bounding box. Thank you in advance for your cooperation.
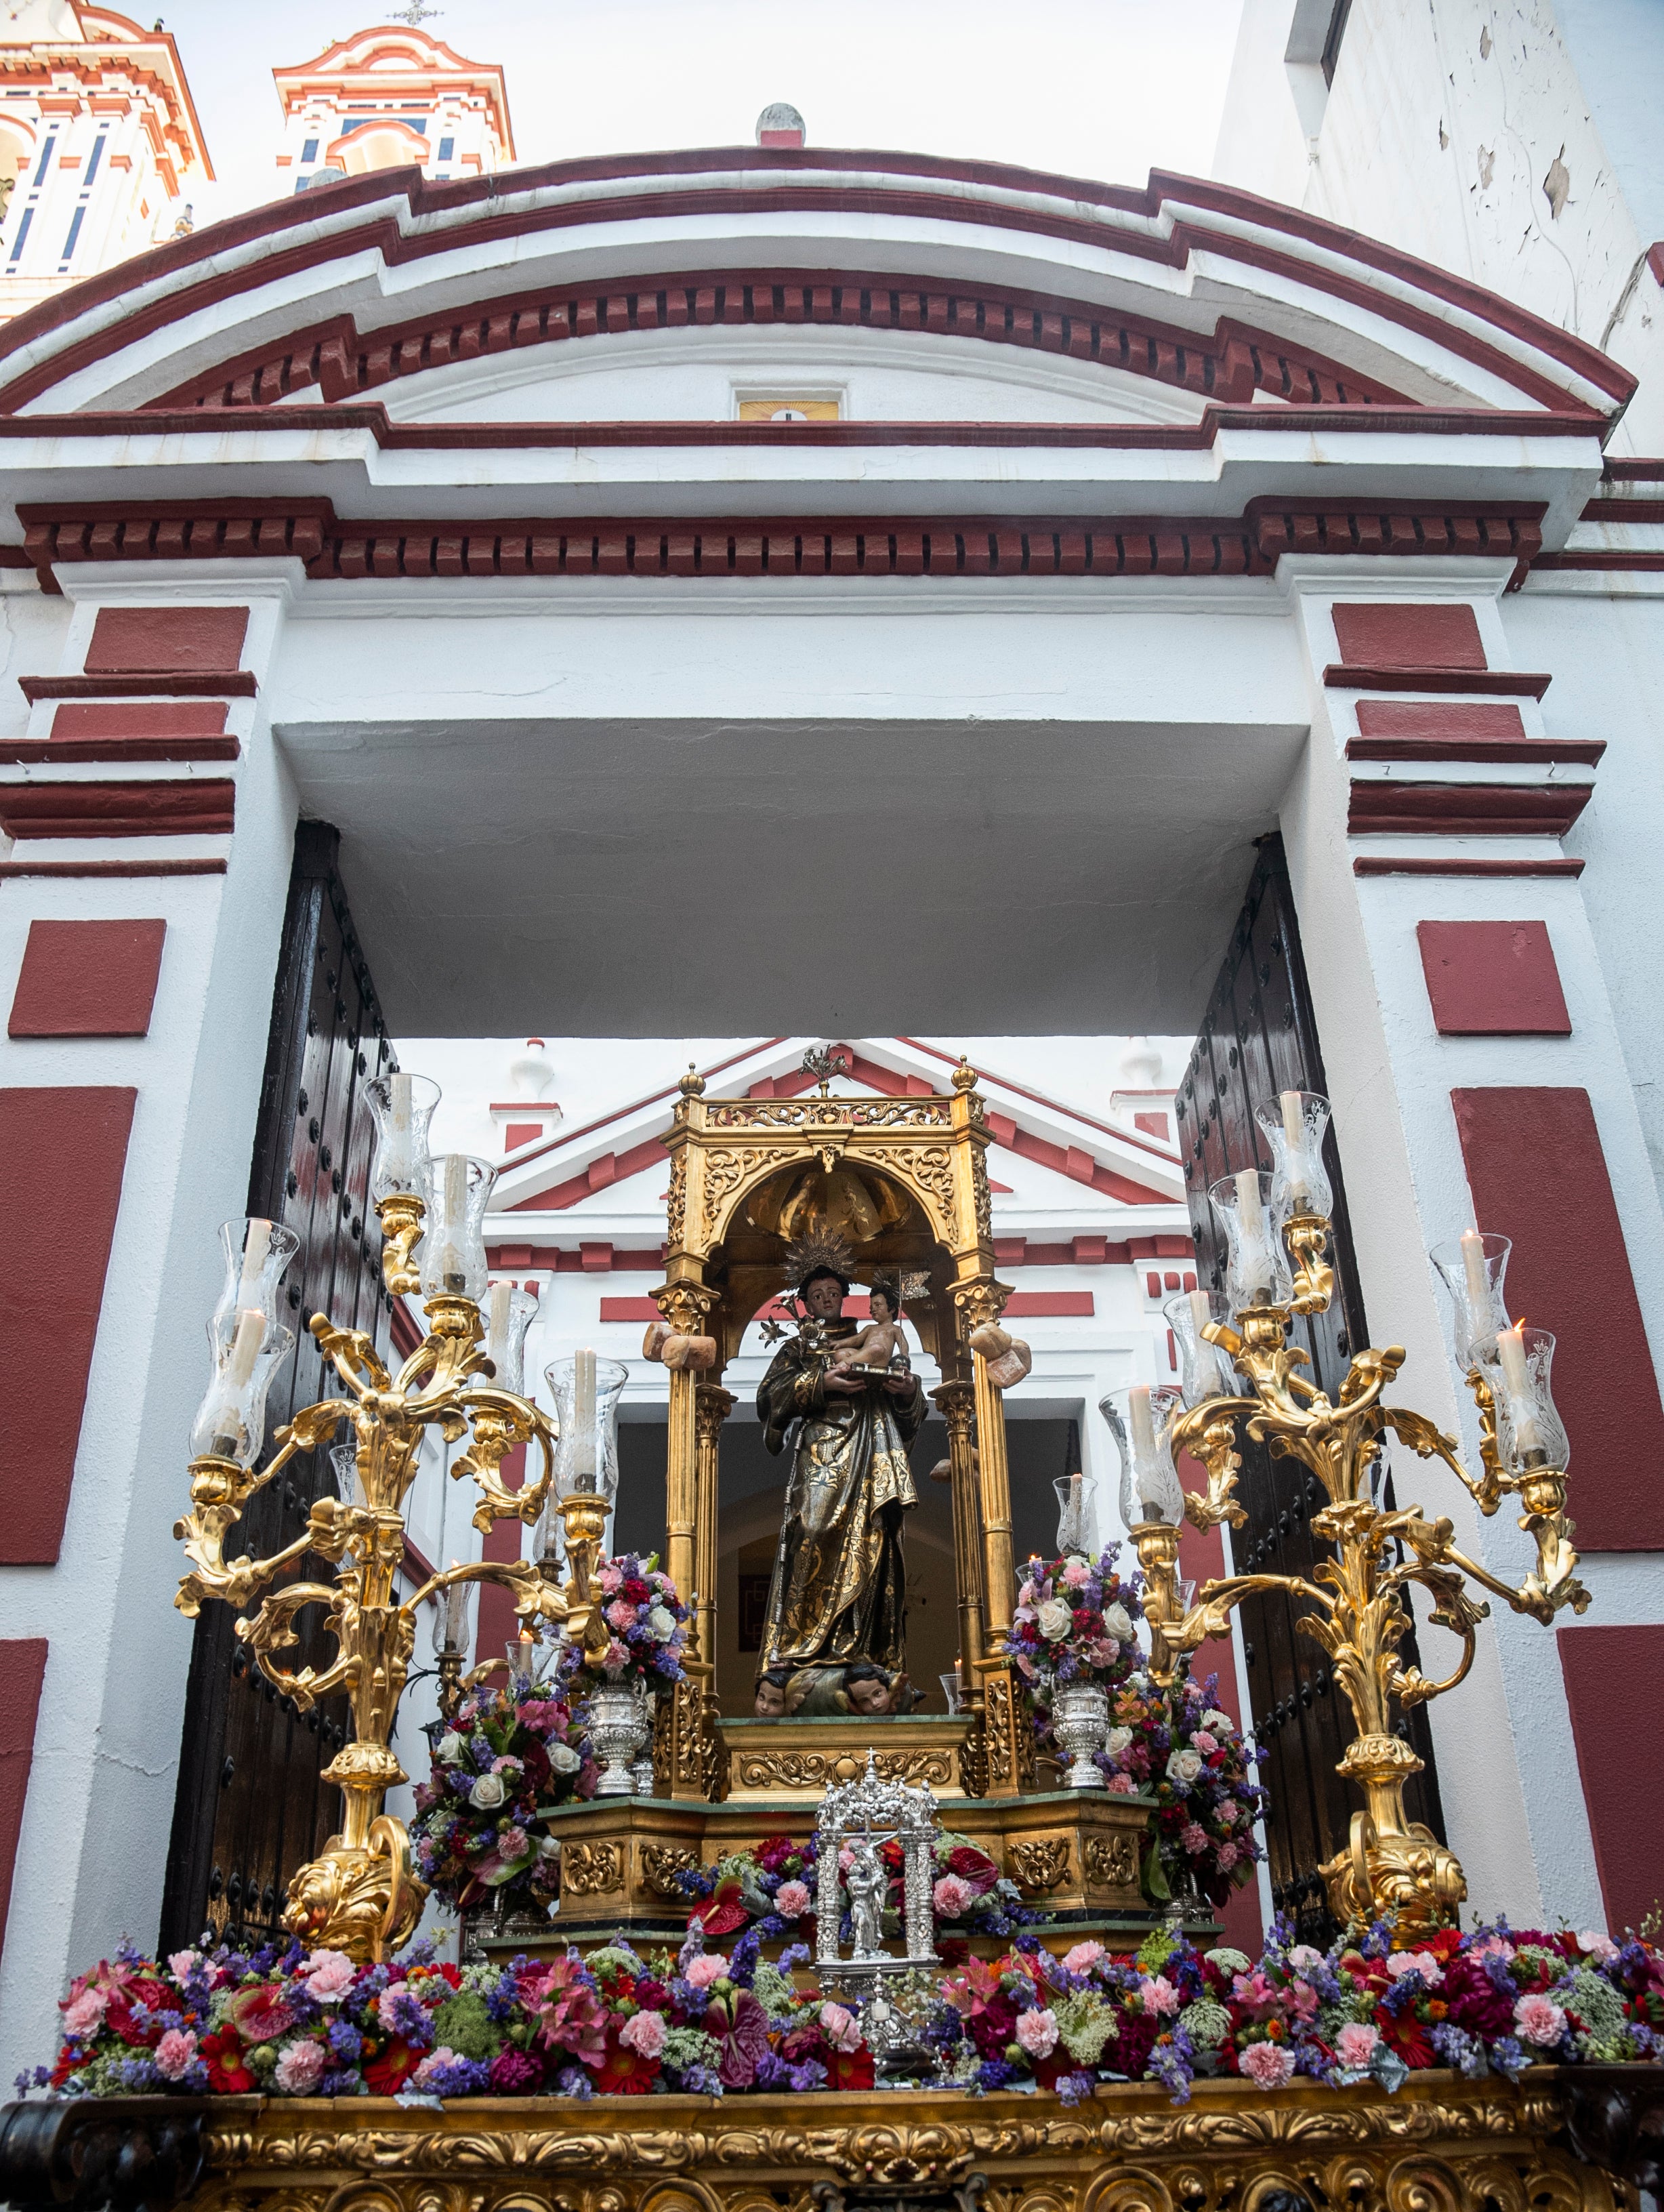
[1180,1821,1209,1856]
[1106,1771,1136,1795]
[1140,1975,1181,2016]
[933,1874,973,1919]
[1241,2041,1295,2089]
[1062,1941,1104,1974]
[685,1952,726,1989]
[1579,1931,1621,1963]
[167,1950,200,1982]
[1335,2021,1378,2070]
[61,1987,106,2036]
[273,2039,327,2095]
[774,1879,811,1919]
[154,2028,197,2081]
[620,2009,667,2058]
[303,1950,355,2003]
[1386,1950,1442,1986]
[820,2001,862,2053]
[1514,1992,1567,2048]
[1014,2007,1059,2057]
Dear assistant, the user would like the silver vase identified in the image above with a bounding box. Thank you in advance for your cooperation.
[589,1681,652,1796]
[1052,1681,1110,1789]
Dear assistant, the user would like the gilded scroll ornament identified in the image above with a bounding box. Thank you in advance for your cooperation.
[1083,1832,1140,1888]
[640,1845,700,1900]
[561,1842,625,1898]
[1007,1837,1072,1893]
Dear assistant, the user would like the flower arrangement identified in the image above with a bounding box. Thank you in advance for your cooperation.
[1098,1670,1267,1905]
[675,1832,1033,1944]
[27,1917,1664,2107]
[1005,1544,1145,1689]
[577,1552,690,1691]
[411,1671,594,1915]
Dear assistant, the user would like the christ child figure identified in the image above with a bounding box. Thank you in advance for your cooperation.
[828,1279,909,1376]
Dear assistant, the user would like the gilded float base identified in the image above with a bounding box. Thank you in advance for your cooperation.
[717,1715,976,1801]
[25,2071,1644,2212]
[522,1788,1159,1949]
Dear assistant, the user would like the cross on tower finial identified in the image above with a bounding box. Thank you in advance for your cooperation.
[392,0,440,24]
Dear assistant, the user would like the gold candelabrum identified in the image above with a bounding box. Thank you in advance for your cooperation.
[1115,1088,1589,1942]
[173,1076,612,1963]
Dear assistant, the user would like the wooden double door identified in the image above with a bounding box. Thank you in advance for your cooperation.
[1174,836,1445,1944]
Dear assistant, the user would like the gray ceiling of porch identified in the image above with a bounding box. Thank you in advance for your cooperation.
[272,714,1306,1035]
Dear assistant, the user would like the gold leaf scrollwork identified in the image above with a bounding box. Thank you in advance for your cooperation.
[701,1147,770,1235]
[890,1144,958,1233]
[666,1153,687,1248]
[1007,1837,1072,1894]
[561,1841,625,1898]
[640,1845,699,1900]
[734,1748,955,1792]
[1083,1832,1140,1889]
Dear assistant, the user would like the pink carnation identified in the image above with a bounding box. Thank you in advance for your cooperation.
[499,1826,531,1861]
[684,1952,726,1989]
[273,2039,327,2095]
[1217,1841,1240,1870]
[1062,1562,1091,1588]
[1062,1941,1104,1973]
[377,1983,411,2030]
[606,1599,639,1631]
[1472,1931,1515,1962]
[620,2009,667,2058]
[1106,1771,1136,1795]
[1579,1931,1621,1964]
[1192,1730,1218,1757]
[304,1949,356,2003]
[774,1879,812,1919]
[1140,1975,1181,2017]
[1386,1950,1442,1986]
[1335,2021,1378,2070]
[154,2028,198,2081]
[1514,1992,1567,2047]
[1240,2041,1295,2089]
[933,1874,973,1919]
[602,1639,631,1674]
[1017,1581,1036,1607]
[1014,2007,1059,2057]
[61,1986,106,2036]
[1180,1821,1209,1856]
[412,2045,458,2089]
[599,1566,624,1595]
[167,1950,200,1982]
[820,2001,862,2053]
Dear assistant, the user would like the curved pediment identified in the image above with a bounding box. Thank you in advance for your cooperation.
[0,148,1631,425]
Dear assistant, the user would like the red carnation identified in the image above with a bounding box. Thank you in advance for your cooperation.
[200,2028,255,2094]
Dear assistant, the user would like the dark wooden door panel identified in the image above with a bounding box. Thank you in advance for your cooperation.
[1175,836,1443,1945]
[160,822,397,1954]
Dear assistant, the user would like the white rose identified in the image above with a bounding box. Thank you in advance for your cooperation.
[1106,1727,1133,1759]
[437,1732,465,1763]
[1103,1604,1133,1642]
[547,1741,582,1774]
[1036,1598,1074,1640]
[1165,1748,1203,1785]
[647,1605,675,1641]
[1202,1708,1234,1737]
[468,1770,507,1809]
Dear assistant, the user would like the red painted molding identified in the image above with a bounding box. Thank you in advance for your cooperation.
[1325,665,1552,698]
[153,266,1400,417]
[9,918,167,1038]
[1558,1625,1664,1932]
[85,604,248,674]
[19,672,257,701]
[0,1639,47,1967]
[1332,602,1486,670]
[0,779,235,839]
[983,1109,1169,1204]
[1348,699,1603,766]
[491,1245,665,1273]
[1347,781,1590,837]
[1530,551,1664,573]
[0,154,1623,421]
[52,701,229,738]
[1354,856,1585,878]
[0,736,240,764]
[1451,1086,1664,1550]
[1416,920,1571,1037]
[1576,497,1664,523]
[0,1087,136,1562]
[0,857,228,878]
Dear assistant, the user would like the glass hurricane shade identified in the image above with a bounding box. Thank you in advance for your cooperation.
[1163,1287,1241,1406]
[1209,1168,1294,1315]
[1255,1088,1333,1223]
[1052,1471,1097,1555]
[1430,1231,1514,1369]
[939,1668,964,1714]
[482,1280,539,1394]
[1472,1324,1571,1475]
[190,1218,299,1467]
[543,1351,629,1500]
[365,1071,441,1202]
[1102,1383,1186,1528]
[417,1153,496,1302]
[432,1564,478,1657]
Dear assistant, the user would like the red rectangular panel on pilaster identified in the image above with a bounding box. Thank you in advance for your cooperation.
[0,1087,136,1561]
[1417,920,1571,1036]
[1451,1086,1664,1549]
[1557,1624,1664,1932]
[1332,602,1486,669]
[9,918,166,1037]
[0,1639,47,1964]
[85,606,249,674]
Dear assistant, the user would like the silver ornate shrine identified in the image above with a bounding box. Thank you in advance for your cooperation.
[815,1751,940,2006]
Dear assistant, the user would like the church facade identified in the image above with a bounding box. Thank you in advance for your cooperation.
[0,85,1659,2085]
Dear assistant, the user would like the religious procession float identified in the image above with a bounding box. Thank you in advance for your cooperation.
[3,1058,1660,2212]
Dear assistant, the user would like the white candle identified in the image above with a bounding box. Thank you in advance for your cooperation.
[237,1218,272,1307]
[1129,1383,1157,1465]
[1188,1289,1212,1337]
[1234,1167,1264,1236]
[443,1561,467,1651]
[1280,1090,1309,1206]
[225,1307,265,1391]
[575,1346,596,1483]
[440,1154,467,1286]
[1495,1323,1543,1453]
[487,1281,512,1370]
[1461,1229,1489,1325]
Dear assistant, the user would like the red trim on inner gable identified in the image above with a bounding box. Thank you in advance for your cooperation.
[489,1245,665,1273]
[0,1639,47,1969]
[898,1037,1186,1171]
[0,1086,136,1563]
[1451,1085,1664,1550]
[1325,665,1552,698]
[499,1039,787,1178]
[507,1133,667,1211]
[982,1110,1169,1204]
